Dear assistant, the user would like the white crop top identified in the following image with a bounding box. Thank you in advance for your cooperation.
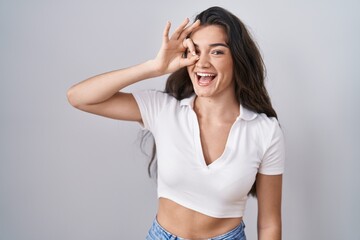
[132,90,285,218]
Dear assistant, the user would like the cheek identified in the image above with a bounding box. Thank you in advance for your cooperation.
[218,63,232,76]
[186,66,191,75]
[222,62,234,78]
[187,67,195,80]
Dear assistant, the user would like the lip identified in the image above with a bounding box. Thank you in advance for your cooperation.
[195,72,217,86]
[195,72,217,80]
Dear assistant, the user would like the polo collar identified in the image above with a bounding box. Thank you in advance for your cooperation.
[239,104,258,121]
[180,95,258,121]
[180,94,196,107]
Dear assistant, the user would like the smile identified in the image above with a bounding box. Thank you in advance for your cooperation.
[196,72,217,86]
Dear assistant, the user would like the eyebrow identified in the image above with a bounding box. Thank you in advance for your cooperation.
[194,43,229,48]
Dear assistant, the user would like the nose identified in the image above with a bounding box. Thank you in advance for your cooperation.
[195,53,211,68]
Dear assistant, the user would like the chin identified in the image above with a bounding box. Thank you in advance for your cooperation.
[193,88,215,98]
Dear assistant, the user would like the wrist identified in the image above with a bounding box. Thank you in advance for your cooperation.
[144,59,167,78]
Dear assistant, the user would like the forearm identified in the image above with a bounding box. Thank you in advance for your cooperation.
[67,59,160,106]
[258,224,281,240]
[256,173,283,240]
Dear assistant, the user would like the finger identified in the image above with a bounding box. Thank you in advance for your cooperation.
[179,19,201,40]
[182,38,196,56]
[180,53,200,67]
[170,18,190,40]
[162,21,171,41]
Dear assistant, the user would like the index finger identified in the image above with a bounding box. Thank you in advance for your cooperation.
[170,18,190,40]
[183,38,196,57]
[179,19,201,40]
[162,21,171,40]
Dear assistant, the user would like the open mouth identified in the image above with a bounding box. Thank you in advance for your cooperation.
[196,72,217,86]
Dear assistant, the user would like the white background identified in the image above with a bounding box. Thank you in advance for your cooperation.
[1,0,359,239]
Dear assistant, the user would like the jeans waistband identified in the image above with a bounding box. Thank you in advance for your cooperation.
[146,216,246,240]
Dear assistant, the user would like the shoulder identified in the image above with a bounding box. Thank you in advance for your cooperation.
[255,113,281,131]
[254,113,283,142]
[131,90,181,130]
[241,105,280,131]
[133,89,196,109]
[132,89,173,102]
[241,106,283,146]
[132,89,180,108]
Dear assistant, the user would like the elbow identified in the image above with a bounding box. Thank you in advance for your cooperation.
[66,86,81,108]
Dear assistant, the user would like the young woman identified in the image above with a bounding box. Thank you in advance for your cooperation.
[67,6,285,240]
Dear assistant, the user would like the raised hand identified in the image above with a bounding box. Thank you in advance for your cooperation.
[153,18,200,75]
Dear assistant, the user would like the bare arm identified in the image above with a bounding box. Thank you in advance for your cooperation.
[256,173,283,240]
[66,18,200,121]
[66,61,158,121]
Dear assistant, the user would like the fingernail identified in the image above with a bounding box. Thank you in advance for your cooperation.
[192,51,196,56]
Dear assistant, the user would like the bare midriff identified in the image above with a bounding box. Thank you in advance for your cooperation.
[156,197,242,239]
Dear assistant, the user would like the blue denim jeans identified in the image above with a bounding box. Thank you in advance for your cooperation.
[146,217,246,240]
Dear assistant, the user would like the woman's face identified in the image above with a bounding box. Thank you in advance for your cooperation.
[187,25,234,99]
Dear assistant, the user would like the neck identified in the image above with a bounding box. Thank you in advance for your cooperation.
[193,94,239,122]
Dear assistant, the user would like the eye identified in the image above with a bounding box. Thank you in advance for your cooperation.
[211,50,224,55]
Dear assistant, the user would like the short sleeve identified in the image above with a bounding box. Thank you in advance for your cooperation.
[132,90,168,131]
[258,120,285,175]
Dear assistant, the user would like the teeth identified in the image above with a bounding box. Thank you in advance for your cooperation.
[196,73,216,77]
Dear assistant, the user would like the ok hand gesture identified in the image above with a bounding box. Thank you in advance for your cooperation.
[153,18,200,75]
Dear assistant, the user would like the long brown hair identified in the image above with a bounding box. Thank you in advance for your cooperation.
[144,6,278,197]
